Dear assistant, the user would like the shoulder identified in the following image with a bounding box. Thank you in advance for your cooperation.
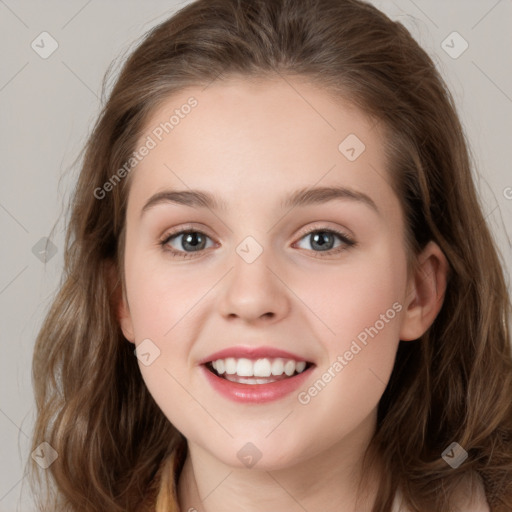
[393,472,490,512]
[451,471,490,512]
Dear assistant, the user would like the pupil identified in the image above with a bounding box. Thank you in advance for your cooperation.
[183,232,205,251]
[311,232,334,251]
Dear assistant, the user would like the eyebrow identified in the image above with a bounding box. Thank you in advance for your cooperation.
[140,185,379,217]
[283,185,379,214]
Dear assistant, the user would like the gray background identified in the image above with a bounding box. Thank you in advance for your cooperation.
[0,1,511,510]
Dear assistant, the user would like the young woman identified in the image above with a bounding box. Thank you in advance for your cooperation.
[30,0,512,510]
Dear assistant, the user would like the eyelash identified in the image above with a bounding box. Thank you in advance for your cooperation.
[159,225,357,260]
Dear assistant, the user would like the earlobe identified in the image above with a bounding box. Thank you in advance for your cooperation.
[399,241,449,341]
[106,261,135,343]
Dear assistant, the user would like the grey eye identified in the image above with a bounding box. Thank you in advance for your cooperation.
[296,231,342,252]
[166,231,214,252]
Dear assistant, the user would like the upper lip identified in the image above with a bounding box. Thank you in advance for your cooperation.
[198,346,312,365]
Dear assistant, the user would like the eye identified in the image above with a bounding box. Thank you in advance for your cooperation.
[293,228,356,256]
[159,226,356,259]
[160,230,216,258]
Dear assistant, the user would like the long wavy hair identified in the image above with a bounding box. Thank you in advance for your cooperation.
[29,0,512,510]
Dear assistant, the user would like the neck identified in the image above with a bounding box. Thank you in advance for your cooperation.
[177,411,382,512]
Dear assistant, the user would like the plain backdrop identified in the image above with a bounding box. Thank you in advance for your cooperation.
[0,1,511,510]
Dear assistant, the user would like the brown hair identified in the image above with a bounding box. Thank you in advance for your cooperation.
[29,0,512,510]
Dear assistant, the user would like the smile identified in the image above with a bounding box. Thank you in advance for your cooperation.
[201,356,315,403]
[208,357,309,383]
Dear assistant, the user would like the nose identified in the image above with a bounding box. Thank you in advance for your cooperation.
[217,247,291,324]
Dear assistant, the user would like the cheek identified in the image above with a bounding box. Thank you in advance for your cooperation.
[124,249,207,340]
[123,252,213,427]
[300,251,406,347]
[293,247,406,407]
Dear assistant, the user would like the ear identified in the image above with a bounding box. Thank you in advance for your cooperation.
[106,260,135,343]
[399,241,449,341]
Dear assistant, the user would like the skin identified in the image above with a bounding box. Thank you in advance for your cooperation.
[117,76,448,511]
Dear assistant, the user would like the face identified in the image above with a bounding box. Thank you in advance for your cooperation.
[118,76,426,471]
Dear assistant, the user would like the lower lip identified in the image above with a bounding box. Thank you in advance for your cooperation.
[200,364,314,403]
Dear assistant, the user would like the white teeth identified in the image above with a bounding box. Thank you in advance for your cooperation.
[271,358,284,375]
[224,375,280,385]
[285,360,297,376]
[225,357,237,374]
[209,357,309,378]
[215,359,225,374]
[253,358,272,377]
[295,361,306,373]
[236,358,253,377]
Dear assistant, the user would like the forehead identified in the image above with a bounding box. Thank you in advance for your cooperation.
[127,76,396,217]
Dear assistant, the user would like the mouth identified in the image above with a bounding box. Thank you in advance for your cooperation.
[204,357,314,384]
[200,356,316,403]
